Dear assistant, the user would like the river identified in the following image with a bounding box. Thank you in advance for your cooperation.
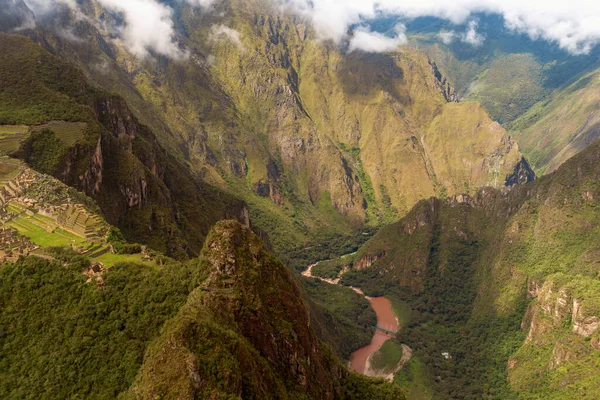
[302,260,402,374]
[349,297,398,374]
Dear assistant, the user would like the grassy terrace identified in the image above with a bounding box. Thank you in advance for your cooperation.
[6,212,87,248]
[0,125,28,156]
[2,200,154,267]
[0,122,86,156]
[31,121,86,147]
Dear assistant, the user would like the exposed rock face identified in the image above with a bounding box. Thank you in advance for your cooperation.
[572,299,600,338]
[527,279,600,340]
[353,252,386,270]
[81,136,103,195]
[0,0,35,32]
[505,157,536,186]
[127,221,345,399]
[430,60,458,102]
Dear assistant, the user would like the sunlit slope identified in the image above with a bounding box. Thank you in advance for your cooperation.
[510,67,600,175]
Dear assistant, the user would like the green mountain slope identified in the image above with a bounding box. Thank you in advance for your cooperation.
[0,32,247,257]
[509,67,600,175]
[336,138,600,398]
[0,220,405,399]
[2,0,534,255]
[398,14,600,125]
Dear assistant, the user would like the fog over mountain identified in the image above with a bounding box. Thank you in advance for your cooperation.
[22,0,600,57]
[1,0,600,399]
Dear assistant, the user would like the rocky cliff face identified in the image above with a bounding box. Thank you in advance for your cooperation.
[125,221,405,399]
[0,0,34,32]
[14,0,534,249]
[505,156,536,186]
[347,139,600,397]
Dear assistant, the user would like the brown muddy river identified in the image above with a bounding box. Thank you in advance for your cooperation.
[349,297,398,374]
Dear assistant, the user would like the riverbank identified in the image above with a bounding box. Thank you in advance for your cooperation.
[302,258,411,379]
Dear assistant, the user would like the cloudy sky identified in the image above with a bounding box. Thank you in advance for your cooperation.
[23,0,600,57]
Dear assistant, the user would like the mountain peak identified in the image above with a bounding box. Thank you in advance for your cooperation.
[0,0,35,32]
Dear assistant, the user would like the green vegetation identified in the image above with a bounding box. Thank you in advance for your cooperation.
[31,121,87,146]
[371,340,404,372]
[403,14,600,124]
[342,373,406,400]
[339,139,600,398]
[0,33,247,258]
[510,67,600,175]
[463,54,547,124]
[0,34,93,125]
[0,125,29,155]
[16,129,66,175]
[0,254,203,399]
[283,229,374,273]
[303,278,376,359]
[312,253,356,279]
[0,220,404,399]
[393,357,434,400]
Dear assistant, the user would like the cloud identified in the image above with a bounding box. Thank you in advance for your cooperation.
[285,0,600,54]
[348,24,407,53]
[461,20,484,46]
[208,24,243,50]
[22,0,600,57]
[436,22,484,47]
[184,0,218,7]
[24,0,219,59]
[95,0,186,59]
[437,30,456,45]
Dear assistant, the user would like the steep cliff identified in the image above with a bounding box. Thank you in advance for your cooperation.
[0,32,247,257]
[5,0,534,253]
[339,139,600,398]
[125,220,405,399]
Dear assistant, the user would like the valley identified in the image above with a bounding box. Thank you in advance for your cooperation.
[0,0,599,399]
[303,254,408,379]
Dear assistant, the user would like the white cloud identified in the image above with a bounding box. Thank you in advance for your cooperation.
[348,24,407,53]
[285,0,600,54]
[208,24,243,49]
[461,20,484,46]
[24,0,220,59]
[437,30,456,45]
[22,0,600,56]
[95,0,186,59]
[184,0,218,7]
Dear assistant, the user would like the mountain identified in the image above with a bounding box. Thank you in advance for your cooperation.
[124,220,404,399]
[0,0,34,32]
[0,219,405,399]
[509,67,600,175]
[0,31,249,257]
[2,1,598,399]
[391,14,600,125]
[334,136,600,398]
[0,0,534,256]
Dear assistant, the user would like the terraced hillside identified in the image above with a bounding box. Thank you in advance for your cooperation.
[2,0,534,256]
[0,32,247,258]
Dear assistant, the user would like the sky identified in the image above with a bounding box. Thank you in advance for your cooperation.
[22,0,600,57]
